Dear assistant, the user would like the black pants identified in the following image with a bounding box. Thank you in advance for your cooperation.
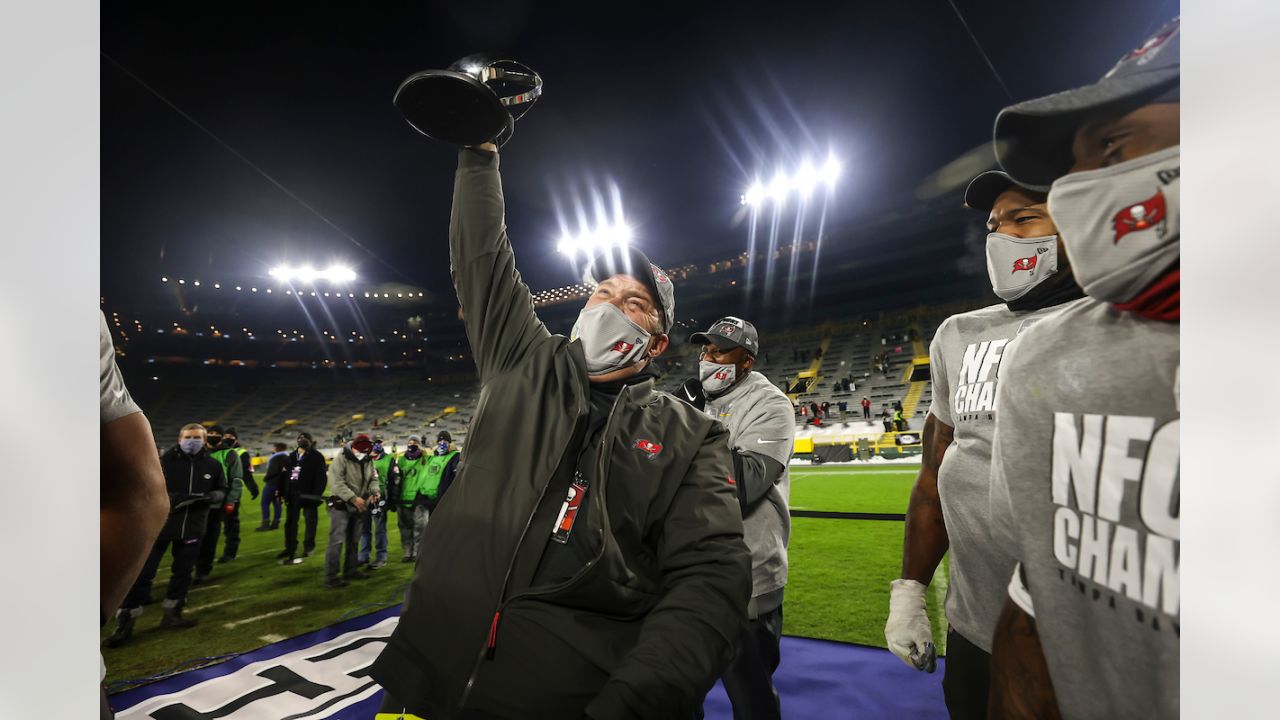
[283,501,319,556]
[196,505,225,576]
[121,534,202,609]
[942,628,991,720]
[862,407,871,419]
[696,604,784,720]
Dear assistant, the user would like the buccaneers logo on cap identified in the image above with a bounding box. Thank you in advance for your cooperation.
[1112,190,1167,243]
[611,340,635,353]
[1011,255,1038,273]
[634,439,663,460]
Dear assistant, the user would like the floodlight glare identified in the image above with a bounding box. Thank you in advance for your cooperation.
[821,156,842,186]
[555,221,633,256]
[296,266,317,283]
[324,265,357,283]
[768,172,790,201]
[742,182,766,206]
[793,162,818,196]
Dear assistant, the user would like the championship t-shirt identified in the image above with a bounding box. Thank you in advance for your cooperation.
[989,298,1179,719]
[100,311,140,424]
[927,301,1066,652]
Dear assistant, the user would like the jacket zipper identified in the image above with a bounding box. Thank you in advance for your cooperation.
[458,388,589,709]
[180,455,194,538]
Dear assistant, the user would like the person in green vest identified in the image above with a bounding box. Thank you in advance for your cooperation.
[217,427,259,563]
[421,430,461,514]
[359,436,397,569]
[194,425,243,584]
[394,435,431,563]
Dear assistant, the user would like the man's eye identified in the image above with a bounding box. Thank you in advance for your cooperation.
[1015,215,1038,223]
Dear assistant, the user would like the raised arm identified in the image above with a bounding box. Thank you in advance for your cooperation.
[450,146,551,383]
[585,422,751,720]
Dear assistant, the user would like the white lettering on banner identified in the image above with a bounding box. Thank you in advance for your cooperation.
[116,617,398,719]
[952,338,1010,419]
[1049,413,1179,620]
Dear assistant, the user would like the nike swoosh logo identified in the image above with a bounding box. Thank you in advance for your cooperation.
[756,438,788,444]
[111,386,127,401]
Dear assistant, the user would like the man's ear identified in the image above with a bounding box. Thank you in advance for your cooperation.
[647,334,669,358]
[741,354,754,373]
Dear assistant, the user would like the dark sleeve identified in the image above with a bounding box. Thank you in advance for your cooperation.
[437,454,462,500]
[585,422,751,720]
[450,148,551,383]
[241,453,259,495]
[731,450,786,513]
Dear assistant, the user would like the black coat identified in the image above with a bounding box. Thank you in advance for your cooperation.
[158,445,227,540]
[283,448,327,505]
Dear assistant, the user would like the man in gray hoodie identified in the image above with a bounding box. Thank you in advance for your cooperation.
[324,433,381,588]
[689,317,795,720]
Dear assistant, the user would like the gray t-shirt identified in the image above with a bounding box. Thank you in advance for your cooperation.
[928,302,1061,652]
[705,370,795,597]
[100,311,141,424]
[989,297,1178,719]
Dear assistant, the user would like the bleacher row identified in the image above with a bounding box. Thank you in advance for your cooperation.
[140,301,989,458]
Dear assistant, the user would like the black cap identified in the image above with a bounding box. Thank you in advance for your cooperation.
[962,170,1051,213]
[583,246,676,334]
[689,316,760,357]
[995,17,1180,186]
[437,430,453,442]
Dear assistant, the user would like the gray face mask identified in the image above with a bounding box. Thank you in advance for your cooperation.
[985,233,1059,301]
[570,302,652,375]
[1047,145,1180,303]
[699,360,737,396]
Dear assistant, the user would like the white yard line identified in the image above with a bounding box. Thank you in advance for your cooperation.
[187,597,243,613]
[257,633,287,643]
[188,584,221,593]
[223,606,303,630]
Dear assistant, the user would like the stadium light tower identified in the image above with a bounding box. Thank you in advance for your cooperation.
[269,264,358,284]
[740,154,843,206]
[556,221,633,257]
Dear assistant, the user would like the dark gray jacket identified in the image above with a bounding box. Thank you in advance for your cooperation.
[370,149,750,720]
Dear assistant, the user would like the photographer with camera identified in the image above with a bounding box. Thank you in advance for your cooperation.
[104,423,227,647]
[323,434,381,588]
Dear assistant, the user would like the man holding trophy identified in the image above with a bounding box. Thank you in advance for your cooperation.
[369,56,752,720]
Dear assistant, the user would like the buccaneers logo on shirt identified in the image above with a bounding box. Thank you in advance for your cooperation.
[1113,190,1166,242]
[633,439,663,460]
[1012,255,1038,273]
[611,340,635,353]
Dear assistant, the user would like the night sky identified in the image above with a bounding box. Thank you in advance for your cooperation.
[102,0,1178,312]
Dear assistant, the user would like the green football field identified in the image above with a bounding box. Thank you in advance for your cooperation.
[102,464,945,690]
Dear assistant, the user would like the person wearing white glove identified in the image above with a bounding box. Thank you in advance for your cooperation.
[886,168,1084,719]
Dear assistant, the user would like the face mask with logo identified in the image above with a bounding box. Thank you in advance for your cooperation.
[1047,145,1180,303]
[985,233,1059,301]
[437,441,449,454]
[405,445,422,459]
[372,442,383,455]
[570,302,652,376]
[180,439,204,455]
[699,360,737,396]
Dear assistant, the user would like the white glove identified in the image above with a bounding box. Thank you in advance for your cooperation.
[885,578,937,672]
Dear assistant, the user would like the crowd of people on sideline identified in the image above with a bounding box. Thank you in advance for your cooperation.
[102,424,462,646]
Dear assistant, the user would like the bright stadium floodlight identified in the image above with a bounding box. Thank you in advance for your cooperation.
[324,265,357,283]
[793,161,818,197]
[296,266,317,283]
[768,172,790,202]
[556,221,632,257]
[821,155,842,186]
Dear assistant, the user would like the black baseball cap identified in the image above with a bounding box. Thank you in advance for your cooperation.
[963,170,1050,213]
[437,430,452,442]
[584,246,676,334]
[995,17,1180,187]
[689,317,760,357]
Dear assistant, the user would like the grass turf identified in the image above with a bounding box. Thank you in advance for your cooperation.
[104,464,947,688]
